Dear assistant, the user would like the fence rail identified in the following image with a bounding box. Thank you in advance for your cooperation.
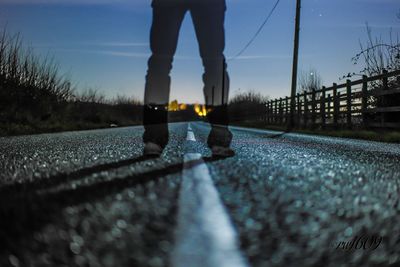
[264,69,400,129]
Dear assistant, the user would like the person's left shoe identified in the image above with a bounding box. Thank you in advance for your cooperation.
[211,145,235,158]
[143,142,163,157]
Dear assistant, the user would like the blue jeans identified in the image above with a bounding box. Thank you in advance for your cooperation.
[143,0,232,148]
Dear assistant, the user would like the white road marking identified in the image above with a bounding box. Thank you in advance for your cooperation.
[172,124,249,267]
[186,130,196,142]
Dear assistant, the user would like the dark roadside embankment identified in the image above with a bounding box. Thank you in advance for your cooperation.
[0,97,143,137]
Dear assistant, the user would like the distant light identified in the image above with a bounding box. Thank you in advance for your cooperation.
[194,103,209,117]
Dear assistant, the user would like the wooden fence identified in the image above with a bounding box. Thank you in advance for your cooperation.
[265,69,400,129]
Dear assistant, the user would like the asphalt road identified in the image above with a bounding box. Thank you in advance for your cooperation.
[0,122,399,267]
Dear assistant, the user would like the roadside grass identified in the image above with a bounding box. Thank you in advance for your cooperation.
[230,120,400,143]
[0,28,143,136]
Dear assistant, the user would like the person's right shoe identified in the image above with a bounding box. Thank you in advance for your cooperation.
[143,142,163,157]
[211,145,235,158]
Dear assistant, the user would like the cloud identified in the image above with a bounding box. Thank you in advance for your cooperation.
[353,0,399,4]
[50,48,288,61]
[52,48,150,58]
[1,0,247,4]
[47,48,192,60]
[94,42,149,47]
[304,22,400,30]
[227,54,292,60]
[91,50,150,58]
[51,47,295,62]
[0,0,138,5]
[28,41,148,49]
[82,50,199,60]
[354,24,400,29]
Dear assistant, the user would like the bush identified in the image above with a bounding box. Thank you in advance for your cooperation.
[228,90,269,122]
[0,28,143,136]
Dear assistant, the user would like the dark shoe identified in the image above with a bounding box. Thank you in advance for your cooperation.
[143,105,169,149]
[143,142,163,157]
[207,126,233,148]
[211,145,235,158]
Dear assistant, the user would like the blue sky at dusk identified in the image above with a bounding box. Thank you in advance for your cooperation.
[0,0,399,103]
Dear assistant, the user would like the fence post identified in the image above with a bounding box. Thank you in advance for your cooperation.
[337,92,341,127]
[321,86,326,128]
[271,100,274,124]
[303,92,308,128]
[276,99,279,124]
[279,98,283,124]
[329,93,333,123]
[297,93,301,126]
[346,79,352,129]
[285,97,289,125]
[332,83,338,128]
[269,101,272,124]
[361,75,368,128]
[311,89,316,128]
[270,101,273,124]
[263,102,267,123]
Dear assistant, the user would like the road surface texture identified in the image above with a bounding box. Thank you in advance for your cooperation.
[0,121,399,267]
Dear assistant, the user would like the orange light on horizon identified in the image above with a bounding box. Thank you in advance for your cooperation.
[194,103,210,117]
[168,100,210,117]
[168,100,189,111]
[179,103,187,110]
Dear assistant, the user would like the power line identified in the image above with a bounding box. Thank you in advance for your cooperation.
[229,0,281,61]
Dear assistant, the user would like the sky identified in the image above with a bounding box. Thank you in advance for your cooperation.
[0,0,399,103]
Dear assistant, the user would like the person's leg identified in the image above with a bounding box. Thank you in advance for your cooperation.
[190,2,233,150]
[143,3,187,149]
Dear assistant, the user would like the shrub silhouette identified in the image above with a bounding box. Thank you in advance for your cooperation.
[0,28,142,135]
[228,90,268,122]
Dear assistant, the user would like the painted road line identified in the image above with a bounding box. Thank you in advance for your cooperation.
[186,130,196,142]
[186,123,196,141]
[172,126,249,267]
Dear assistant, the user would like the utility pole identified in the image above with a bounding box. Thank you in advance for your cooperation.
[288,0,301,130]
[221,59,225,106]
